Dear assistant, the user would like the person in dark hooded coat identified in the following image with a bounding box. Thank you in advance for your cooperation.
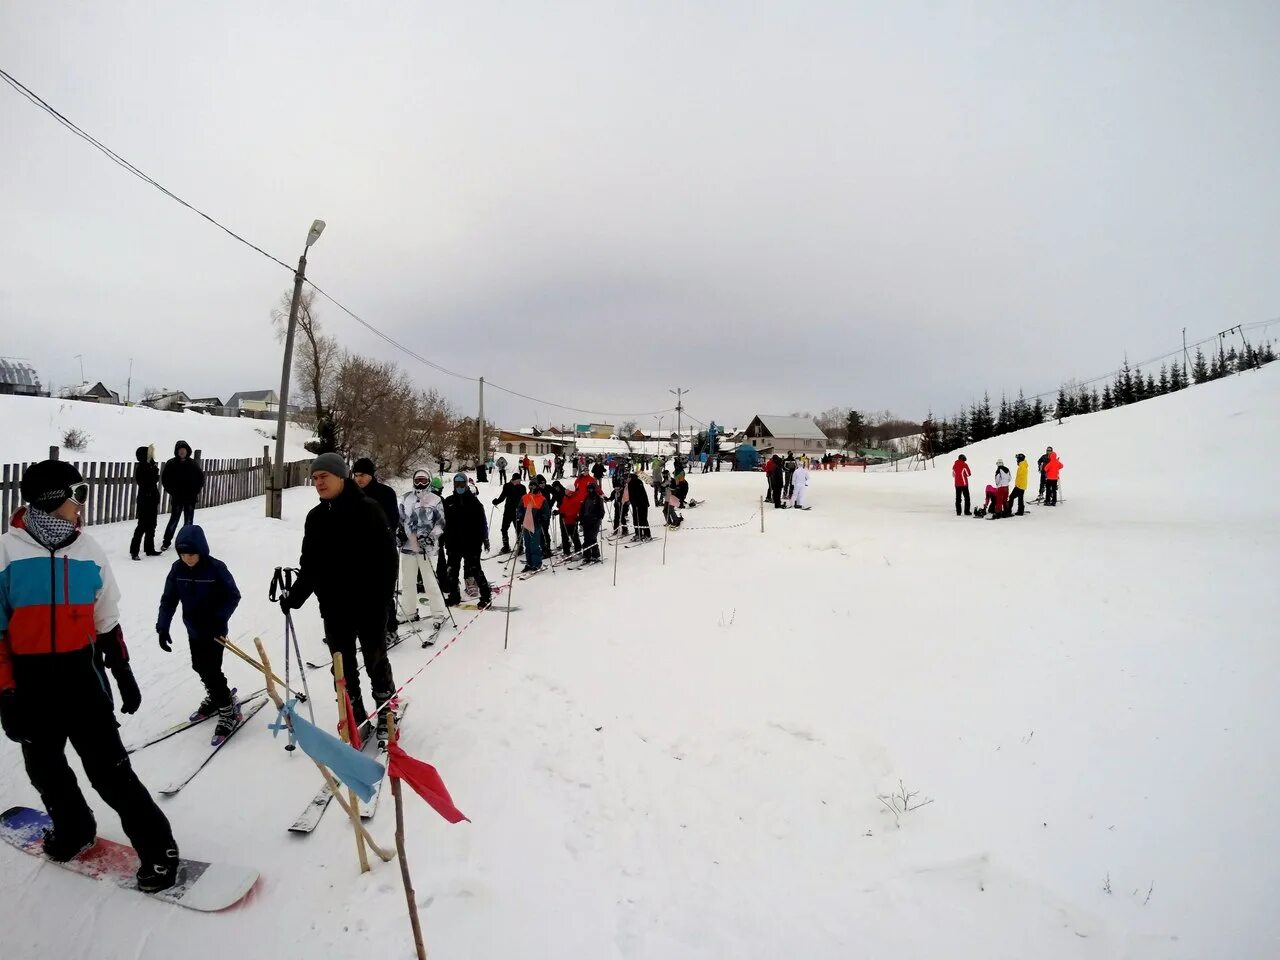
[160,440,204,550]
[626,473,651,541]
[130,445,162,560]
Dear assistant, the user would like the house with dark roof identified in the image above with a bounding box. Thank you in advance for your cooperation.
[0,359,47,397]
[743,414,829,455]
[63,381,121,405]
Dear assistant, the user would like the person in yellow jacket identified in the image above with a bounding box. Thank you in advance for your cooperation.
[1008,453,1029,516]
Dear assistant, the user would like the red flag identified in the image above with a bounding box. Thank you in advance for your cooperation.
[338,679,362,751]
[387,743,470,824]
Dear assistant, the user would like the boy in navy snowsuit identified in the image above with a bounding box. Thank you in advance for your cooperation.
[156,525,242,742]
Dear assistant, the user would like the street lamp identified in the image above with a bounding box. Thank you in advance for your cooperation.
[267,219,326,519]
[669,387,688,458]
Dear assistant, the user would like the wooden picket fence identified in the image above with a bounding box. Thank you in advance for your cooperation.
[0,446,314,533]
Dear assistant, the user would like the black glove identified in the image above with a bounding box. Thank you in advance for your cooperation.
[483,540,490,553]
[492,498,500,505]
[111,665,142,715]
[0,690,31,745]
[158,628,172,653]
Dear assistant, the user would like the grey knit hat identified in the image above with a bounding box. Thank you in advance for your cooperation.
[310,453,349,479]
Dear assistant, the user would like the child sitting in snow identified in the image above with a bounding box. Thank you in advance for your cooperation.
[156,525,242,744]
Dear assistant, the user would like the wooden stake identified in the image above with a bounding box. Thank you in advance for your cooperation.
[387,713,428,960]
[251,639,393,865]
[333,653,371,873]
[760,496,765,532]
[217,635,296,697]
[662,511,668,566]
[611,518,620,587]
[503,535,518,651]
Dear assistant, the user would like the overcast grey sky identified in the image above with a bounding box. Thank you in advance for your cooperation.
[3,1,1278,429]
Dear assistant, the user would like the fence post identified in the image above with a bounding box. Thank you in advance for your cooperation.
[49,446,59,461]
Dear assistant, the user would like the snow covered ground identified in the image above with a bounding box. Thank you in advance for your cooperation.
[1,365,1278,959]
[0,394,313,463]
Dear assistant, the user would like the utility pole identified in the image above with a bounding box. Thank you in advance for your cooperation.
[669,387,688,457]
[478,377,485,466]
[1183,327,1191,372]
[74,354,84,386]
[126,357,133,404]
[268,219,326,520]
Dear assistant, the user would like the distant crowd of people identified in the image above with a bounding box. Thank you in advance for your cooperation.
[952,447,1064,518]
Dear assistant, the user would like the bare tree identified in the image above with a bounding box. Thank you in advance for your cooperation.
[271,289,340,425]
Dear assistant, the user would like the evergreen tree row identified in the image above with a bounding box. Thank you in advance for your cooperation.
[928,341,1276,456]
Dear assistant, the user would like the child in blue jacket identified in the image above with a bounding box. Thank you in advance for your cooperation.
[156,525,241,742]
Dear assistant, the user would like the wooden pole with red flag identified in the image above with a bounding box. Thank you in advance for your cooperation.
[387,712,428,960]
[333,652,370,873]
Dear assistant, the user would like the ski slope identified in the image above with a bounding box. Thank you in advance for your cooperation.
[0,394,313,463]
[0,365,1277,959]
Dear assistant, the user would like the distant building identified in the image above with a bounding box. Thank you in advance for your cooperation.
[141,389,191,411]
[228,389,280,415]
[496,430,572,458]
[63,381,121,405]
[743,414,829,455]
[0,359,47,397]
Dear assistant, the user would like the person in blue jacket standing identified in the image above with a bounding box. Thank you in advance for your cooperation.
[156,525,242,744]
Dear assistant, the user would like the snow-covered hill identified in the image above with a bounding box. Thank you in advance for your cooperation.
[0,394,313,462]
[1,365,1276,959]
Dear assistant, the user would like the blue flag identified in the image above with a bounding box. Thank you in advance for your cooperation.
[273,701,385,802]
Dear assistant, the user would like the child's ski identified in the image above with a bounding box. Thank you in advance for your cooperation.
[157,697,268,796]
[419,619,446,648]
[125,687,264,754]
[623,538,657,549]
[456,602,521,612]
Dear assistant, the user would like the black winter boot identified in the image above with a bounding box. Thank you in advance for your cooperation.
[136,847,181,893]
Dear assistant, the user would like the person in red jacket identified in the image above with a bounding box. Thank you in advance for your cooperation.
[952,454,971,516]
[559,475,588,558]
[1043,450,1064,506]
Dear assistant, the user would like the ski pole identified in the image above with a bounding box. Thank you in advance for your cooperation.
[425,549,458,629]
[285,608,316,723]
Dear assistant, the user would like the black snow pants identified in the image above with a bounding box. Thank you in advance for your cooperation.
[582,517,602,561]
[500,513,521,554]
[130,501,158,556]
[560,517,581,556]
[162,500,195,547]
[19,660,175,862]
[189,632,232,708]
[1008,488,1025,516]
[632,503,651,539]
[322,607,396,719]
[1045,480,1059,506]
[446,547,491,605]
[770,482,783,508]
[955,485,971,516]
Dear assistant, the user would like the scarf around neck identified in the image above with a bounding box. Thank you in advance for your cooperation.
[23,506,77,551]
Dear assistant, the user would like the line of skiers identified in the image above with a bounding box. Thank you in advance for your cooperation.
[952,447,1065,518]
[765,452,812,509]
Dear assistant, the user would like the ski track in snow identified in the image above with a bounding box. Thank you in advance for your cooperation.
[2,366,1279,958]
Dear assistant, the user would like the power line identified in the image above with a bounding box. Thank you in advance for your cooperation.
[0,65,673,421]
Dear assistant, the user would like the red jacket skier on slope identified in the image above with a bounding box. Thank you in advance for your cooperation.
[952,454,972,516]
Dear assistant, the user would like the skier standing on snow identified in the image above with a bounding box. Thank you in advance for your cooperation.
[160,440,204,551]
[1043,450,1064,506]
[130,444,162,560]
[559,474,587,557]
[790,461,811,509]
[952,454,971,516]
[650,455,664,507]
[532,475,554,556]
[626,472,651,540]
[281,454,398,740]
[156,525,242,744]
[768,454,785,508]
[1,460,179,892]
[496,455,508,484]
[1009,454,1029,516]
[518,481,547,572]
[783,451,798,500]
[351,456,402,640]
[492,474,526,556]
[443,473,492,608]
[580,480,606,563]
[991,460,1012,519]
[1037,448,1051,500]
[398,470,447,630]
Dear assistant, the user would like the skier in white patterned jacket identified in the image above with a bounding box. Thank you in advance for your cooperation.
[397,469,447,629]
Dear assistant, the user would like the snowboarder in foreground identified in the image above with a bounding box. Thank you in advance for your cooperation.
[160,440,204,551]
[0,460,179,891]
[952,454,971,516]
[281,454,398,740]
[398,470,447,629]
[156,525,242,744]
[130,444,162,560]
[444,473,492,608]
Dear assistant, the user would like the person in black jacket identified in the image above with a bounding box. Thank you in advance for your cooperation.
[491,475,526,555]
[767,454,784,508]
[351,457,404,641]
[626,473,651,541]
[580,480,606,563]
[130,445,162,560]
[444,473,491,608]
[155,525,242,742]
[281,454,397,738]
[160,440,204,551]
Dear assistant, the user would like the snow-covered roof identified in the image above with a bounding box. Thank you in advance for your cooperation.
[749,415,829,440]
[229,389,278,405]
[573,437,676,457]
[0,359,41,388]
